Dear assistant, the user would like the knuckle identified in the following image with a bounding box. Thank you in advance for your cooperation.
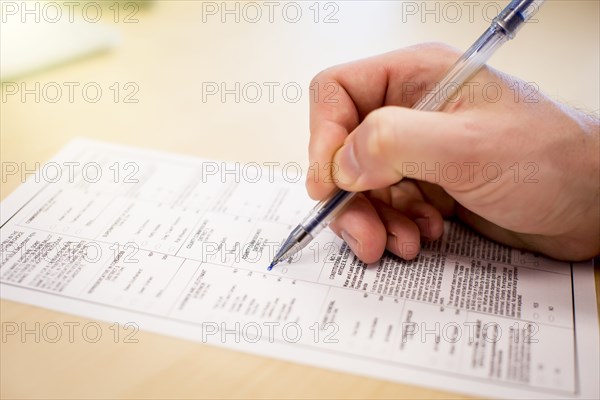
[310,66,338,89]
[418,41,460,56]
[409,42,462,69]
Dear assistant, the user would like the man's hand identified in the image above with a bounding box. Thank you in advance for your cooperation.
[307,43,600,263]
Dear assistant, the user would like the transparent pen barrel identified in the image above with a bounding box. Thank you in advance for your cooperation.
[301,190,356,238]
[517,0,545,22]
[413,27,508,112]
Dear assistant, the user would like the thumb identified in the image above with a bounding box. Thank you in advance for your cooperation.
[332,106,478,192]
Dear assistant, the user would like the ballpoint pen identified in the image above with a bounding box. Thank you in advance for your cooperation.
[268,0,546,270]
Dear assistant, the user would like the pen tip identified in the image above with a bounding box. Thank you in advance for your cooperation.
[267,261,276,271]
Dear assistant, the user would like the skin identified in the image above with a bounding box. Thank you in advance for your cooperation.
[306,43,600,264]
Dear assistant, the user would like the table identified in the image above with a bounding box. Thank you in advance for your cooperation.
[1,1,598,398]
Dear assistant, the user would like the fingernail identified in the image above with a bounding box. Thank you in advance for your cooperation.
[335,142,361,186]
[341,230,359,252]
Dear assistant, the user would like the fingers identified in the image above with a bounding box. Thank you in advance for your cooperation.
[328,194,387,263]
[373,182,445,241]
[329,194,445,264]
[391,180,457,219]
[393,200,445,242]
[307,44,461,200]
[372,200,422,260]
[408,181,457,218]
[333,106,478,193]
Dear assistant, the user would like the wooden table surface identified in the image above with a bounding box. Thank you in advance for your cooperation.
[1,1,598,398]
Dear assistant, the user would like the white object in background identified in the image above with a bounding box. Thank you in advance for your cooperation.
[0,2,119,80]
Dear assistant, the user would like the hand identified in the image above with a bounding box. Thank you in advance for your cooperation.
[307,43,600,263]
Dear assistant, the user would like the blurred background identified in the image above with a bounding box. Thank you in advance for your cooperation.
[1,0,599,194]
[1,0,599,202]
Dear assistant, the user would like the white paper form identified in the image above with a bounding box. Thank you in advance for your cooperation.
[1,139,598,399]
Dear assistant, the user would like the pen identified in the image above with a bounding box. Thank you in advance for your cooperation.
[268,0,545,270]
